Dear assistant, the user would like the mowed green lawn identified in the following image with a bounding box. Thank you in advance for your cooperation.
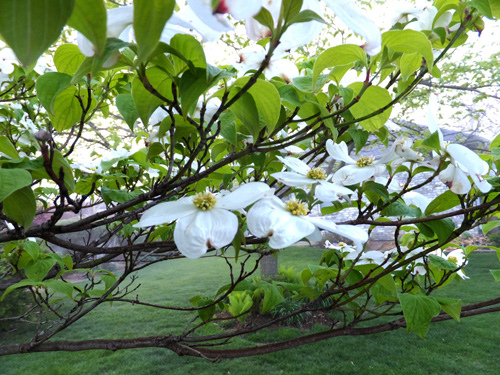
[1,248,500,375]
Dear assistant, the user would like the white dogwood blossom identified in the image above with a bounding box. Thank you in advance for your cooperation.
[327,140,389,186]
[272,156,353,203]
[247,193,368,250]
[427,94,492,194]
[135,182,270,259]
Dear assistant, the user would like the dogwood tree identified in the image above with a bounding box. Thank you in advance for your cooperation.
[1,0,500,360]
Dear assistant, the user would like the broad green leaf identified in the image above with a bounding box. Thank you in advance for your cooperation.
[35,72,73,114]
[228,291,253,322]
[0,136,19,159]
[400,52,422,81]
[25,257,57,282]
[179,67,208,117]
[0,0,74,67]
[482,220,500,235]
[469,0,493,18]
[398,293,441,338]
[348,127,369,152]
[219,112,238,146]
[253,6,275,32]
[233,77,281,133]
[428,218,455,244]
[382,29,434,70]
[1,279,39,301]
[428,254,458,271]
[169,34,207,74]
[54,44,86,75]
[348,83,392,132]
[230,92,261,139]
[101,186,142,204]
[0,168,32,202]
[50,86,83,131]
[3,186,36,228]
[132,76,164,126]
[292,74,329,93]
[70,56,94,85]
[23,241,41,261]
[490,269,500,282]
[425,190,461,215]
[67,0,107,57]
[313,45,367,88]
[436,297,461,322]
[421,130,442,151]
[116,94,139,130]
[146,67,174,102]
[258,282,284,313]
[288,9,325,26]
[134,0,175,63]
[44,279,75,299]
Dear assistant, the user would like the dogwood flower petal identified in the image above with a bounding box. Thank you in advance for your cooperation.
[307,217,368,251]
[247,196,316,248]
[174,208,238,258]
[272,172,318,187]
[315,181,354,203]
[326,140,357,164]
[135,197,198,227]
[332,164,378,186]
[323,0,382,55]
[277,156,311,175]
[446,144,491,193]
[215,182,270,210]
[439,164,471,195]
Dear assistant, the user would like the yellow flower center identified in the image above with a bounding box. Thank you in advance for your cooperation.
[285,200,308,216]
[306,167,327,180]
[356,156,375,167]
[193,192,217,210]
[447,255,458,264]
[338,242,346,247]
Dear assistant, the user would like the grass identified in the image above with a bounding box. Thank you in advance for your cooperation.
[1,248,500,375]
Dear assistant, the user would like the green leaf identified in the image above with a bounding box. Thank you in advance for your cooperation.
[146,67,174,102]
[169,34,207,74]
[25,257,57,282]
[490,269,500,282]
[116,94,139,130]
[436,297,461,322]
[0,0,74,67]
[134,0,175,63]
[233,77,281,133]
[3,186,36,228]
[50,86,83,131]
[289,9,325,26]
[428,254,458,271]
[0,136,20,159]
[313,45,367,88]
[179,67,208,116]
[469,0,493,18]
[382,29,434,71]
[348,128,369,152]
[258,282,284,313]
[22,241,40,261]
[35,72,73,114]
[101,186,142,204]
[44,279,75,299]
[1,279,39,301]
[348,83,392,132]
[381,200,420,217]
[54,44,86,75]
[0,168,32,202]
[228,291,253,321]
[398,293,441,338]
[219,112,238,146]
[400,52,422,81]
[70,56,94,85]
[425,190,461,215]
[482,220,500,235]
[67,0,107,57]
[292,74,329,93]
[421,130,442,151]
[132,76,164,126]
[428,218,455,244]
[253,6,275,31]
[229,92,260,139]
